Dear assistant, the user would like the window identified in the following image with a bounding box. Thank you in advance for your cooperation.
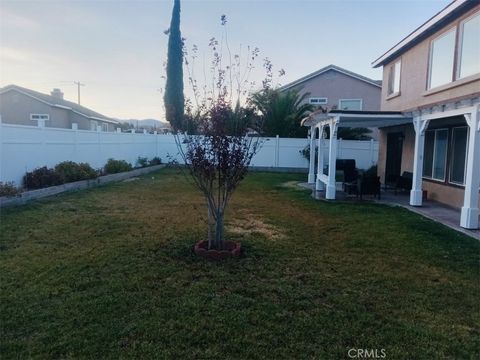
[428,29,456,89]
[388,60,401,95]
[449,127,469,185]
[309,97,327,105]
[90,120,98,131]
[458,13,480,79]
[423,129,448,181]
[102,123,109,132]
[30,114,49,121]
[338,99,362,111]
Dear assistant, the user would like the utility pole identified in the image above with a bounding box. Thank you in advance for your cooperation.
[73,81,85,105]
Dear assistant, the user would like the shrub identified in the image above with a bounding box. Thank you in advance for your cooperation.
[55,161,98,183]
[0,182,19,197]
[136,157,149,168]
[23,167,64,190]
[104,159,132,174]
[149,157,162,166]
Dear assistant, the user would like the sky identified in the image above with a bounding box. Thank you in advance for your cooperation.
[0,0,451,120]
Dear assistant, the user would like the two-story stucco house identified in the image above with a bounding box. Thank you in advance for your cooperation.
[0,84,119,131]
[373,0,479,229]
[279,64,382,113]
[302,0,479,231]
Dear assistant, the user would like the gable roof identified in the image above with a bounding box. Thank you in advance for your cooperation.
[278,64,382,92]
[372,0,477,68]
[0,84,119,124]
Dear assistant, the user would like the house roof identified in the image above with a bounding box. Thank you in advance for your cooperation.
[278,64,382,92]
[0,84,119,124]
[372,0,477,68]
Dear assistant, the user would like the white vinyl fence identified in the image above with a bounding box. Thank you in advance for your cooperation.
[0,123,379,186]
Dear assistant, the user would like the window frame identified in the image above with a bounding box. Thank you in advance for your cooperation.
[448,126,469,186]
[338,98,363,111]
[387,60,401,96]
[423,128,449,182]
[309,97,328,105]
[90,120,98,131]
[427,27,457,90]
[456,12,480,80]
[30,114,50,121]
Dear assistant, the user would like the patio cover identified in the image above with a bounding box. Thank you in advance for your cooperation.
[302,110,413,200]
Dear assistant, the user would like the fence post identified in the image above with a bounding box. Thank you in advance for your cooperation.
[154,131,159,158]
[275,135,280,167]
[72,123,78,163]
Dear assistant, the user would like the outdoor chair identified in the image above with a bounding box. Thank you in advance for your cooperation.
[395,171,413,194]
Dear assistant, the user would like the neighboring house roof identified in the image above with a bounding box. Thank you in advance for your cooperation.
[372,0,477,68]
[0,84,119,124]
[278,64,382,92]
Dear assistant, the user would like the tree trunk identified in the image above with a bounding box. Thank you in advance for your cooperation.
[214,210,224,249]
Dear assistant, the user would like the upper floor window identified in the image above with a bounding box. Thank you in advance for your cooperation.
[428,28,456,89]
[458,13,480,79]
[309,97,327,105]
[387,60,401,95]
[338,99,362,111]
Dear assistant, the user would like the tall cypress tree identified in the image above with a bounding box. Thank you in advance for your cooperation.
[164,0,184,132]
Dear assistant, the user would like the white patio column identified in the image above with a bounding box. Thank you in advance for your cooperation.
[326,118,339,200]
[410,117,429,206]
[316,125,325,191]
[460,106,480,229]
[308,126,316,184]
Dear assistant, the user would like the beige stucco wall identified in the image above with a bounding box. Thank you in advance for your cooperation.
[379,120,480,210]
[291,69,382,111]
[377,124,414,184]
[380,5,480,112]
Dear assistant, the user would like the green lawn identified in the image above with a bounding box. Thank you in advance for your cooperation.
[1,169,479,359]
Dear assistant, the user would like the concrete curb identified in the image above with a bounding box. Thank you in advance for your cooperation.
[0,164,165,208]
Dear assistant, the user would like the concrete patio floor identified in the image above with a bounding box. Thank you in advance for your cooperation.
[299,183,479,240]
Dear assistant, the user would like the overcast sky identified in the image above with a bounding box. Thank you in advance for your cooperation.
[0,0,451,120]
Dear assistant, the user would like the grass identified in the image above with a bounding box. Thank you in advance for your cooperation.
[0,169,479,359]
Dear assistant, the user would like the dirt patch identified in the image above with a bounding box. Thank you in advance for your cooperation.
[281,181,305,190]
[227,213,286,240]
[122,177,140,183]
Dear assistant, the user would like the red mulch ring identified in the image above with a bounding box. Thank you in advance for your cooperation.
[194,240,242,260]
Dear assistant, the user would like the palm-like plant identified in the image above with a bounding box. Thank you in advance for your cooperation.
[250,89,314,138]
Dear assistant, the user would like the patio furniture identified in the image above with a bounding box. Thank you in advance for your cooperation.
[395,171,413,194]
[358,174,381,200]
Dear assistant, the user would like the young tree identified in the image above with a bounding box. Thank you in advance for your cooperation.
[173,15,279,252]
[164,0,185,132]
[181,98,259,250]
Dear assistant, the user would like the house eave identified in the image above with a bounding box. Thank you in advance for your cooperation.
[372,0,475,68]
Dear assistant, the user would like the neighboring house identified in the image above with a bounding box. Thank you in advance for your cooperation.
[279,64,382,112]
[0,84,119,131]
[372,0,479,227]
